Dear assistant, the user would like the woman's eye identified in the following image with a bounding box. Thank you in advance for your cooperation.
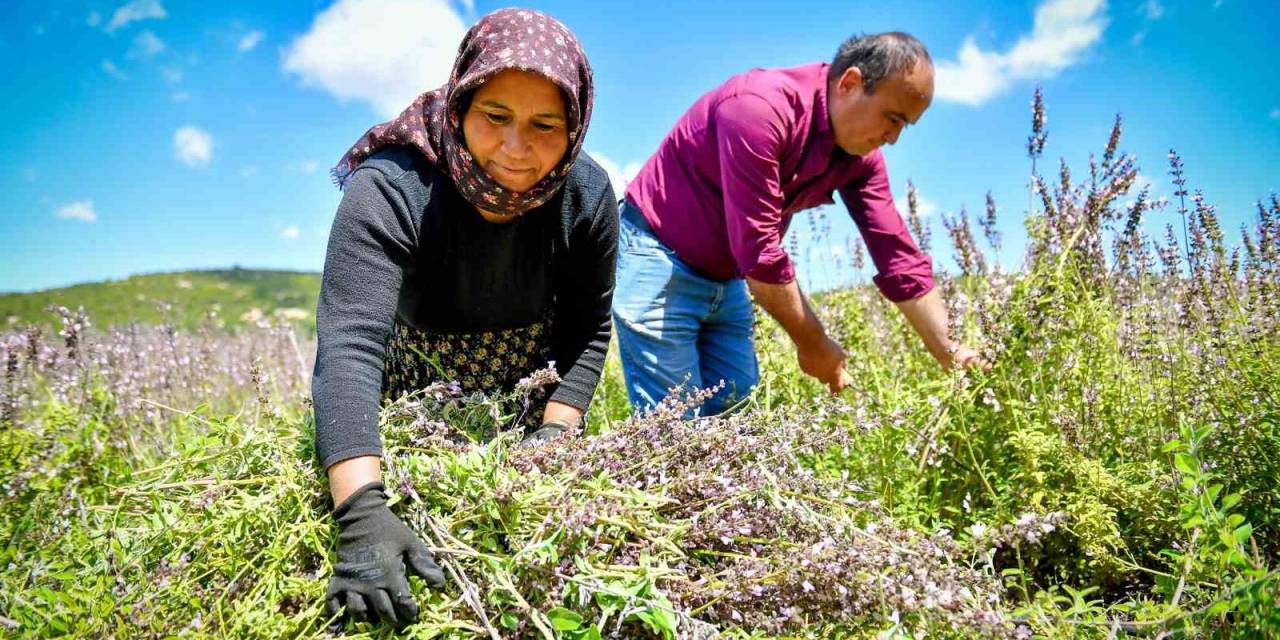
[484,112,509,125]
[533,122,558,132]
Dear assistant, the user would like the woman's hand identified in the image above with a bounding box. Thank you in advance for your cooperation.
[520,418,573,447]
[325,481,446,629]
[519,401,584,447]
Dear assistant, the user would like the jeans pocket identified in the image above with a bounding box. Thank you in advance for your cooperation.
[620,217,666,256]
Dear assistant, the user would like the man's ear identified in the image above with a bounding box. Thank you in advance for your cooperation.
[837,66,864,97]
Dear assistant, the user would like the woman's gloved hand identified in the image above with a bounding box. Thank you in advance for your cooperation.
[520,418,573,447]
[325,481,446,628]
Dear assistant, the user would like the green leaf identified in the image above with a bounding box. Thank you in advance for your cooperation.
[648,605,677,639]
[1173,454,1196,476]
[1233,523,1253,545]
[1207,484,1224,503]
[546,607,583,631]
[1220,493,1242,511]
[500,612,520,631]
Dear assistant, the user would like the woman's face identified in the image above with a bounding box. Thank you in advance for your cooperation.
[462,69,570,193]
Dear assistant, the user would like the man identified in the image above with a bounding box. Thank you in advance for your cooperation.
[613,32,987,415]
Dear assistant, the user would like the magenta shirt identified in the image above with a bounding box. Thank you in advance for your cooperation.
[624,62,933,302]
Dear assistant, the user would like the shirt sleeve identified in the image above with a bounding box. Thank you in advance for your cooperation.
[311,166,418,469]
[548,183,619,411]
[837,151,934,302]
[715,94,796,284]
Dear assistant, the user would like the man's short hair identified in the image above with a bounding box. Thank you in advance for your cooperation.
[829,32,932,94]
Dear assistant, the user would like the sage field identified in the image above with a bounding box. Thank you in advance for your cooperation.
[2,100,1278,639]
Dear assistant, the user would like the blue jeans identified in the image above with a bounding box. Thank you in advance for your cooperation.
[612,201,758,416]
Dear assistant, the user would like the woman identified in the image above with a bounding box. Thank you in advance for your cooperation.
[311,8,616,627]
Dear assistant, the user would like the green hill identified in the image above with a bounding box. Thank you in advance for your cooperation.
[0,268,322,334]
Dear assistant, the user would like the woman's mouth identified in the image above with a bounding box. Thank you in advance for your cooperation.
[491,162,534,177]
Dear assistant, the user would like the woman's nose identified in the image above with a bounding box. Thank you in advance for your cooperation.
[501,127,531,158]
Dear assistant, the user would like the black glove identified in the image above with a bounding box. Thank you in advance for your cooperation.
[325,481,446,628]
[520,418,573,447]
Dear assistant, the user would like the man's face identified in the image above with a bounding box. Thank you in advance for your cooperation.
[828,60,934,157]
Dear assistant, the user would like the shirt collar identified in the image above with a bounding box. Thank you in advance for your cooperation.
[812,63,838,158]
[814,62,834,137]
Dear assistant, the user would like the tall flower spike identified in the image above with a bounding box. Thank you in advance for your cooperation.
[905,179,931,255]
[1102,114,1123,170]
[981,192,1001,254]
[1168,150,1193,273]
[1027,85,1047,161]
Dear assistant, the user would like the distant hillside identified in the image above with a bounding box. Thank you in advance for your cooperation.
[0,269,322,334]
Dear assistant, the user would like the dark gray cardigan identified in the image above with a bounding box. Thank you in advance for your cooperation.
[312,146,618,469]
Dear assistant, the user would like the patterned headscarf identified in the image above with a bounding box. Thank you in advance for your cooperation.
[332,8,594,217]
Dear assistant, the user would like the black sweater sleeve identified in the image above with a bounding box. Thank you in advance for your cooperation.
[312,165,419,470]
[548,182,619,411]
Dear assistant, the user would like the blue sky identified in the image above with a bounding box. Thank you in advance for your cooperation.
[3,0,1278,293]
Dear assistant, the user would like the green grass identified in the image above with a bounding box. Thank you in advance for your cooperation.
[0,268,321,334]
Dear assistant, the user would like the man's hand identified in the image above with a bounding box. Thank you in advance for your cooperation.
[744,277,852,393]
[796,335,853,394]
[894,290,994,372]
[325,481,445,629]
[949,344,992,372]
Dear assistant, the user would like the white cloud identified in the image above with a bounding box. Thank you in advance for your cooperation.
[588,151,643,199]
[105,0,166,34]
[1131,0,1163,46]
[55,200,97,223]
[281,225,301,240]
[895,186,939,218]
[128,30,165,58]
[935,38,1010,106]
[173,126,214,167]
[101,58,127,80]
[239,165,261,177]
[1005,0,1109,77]
[87,11,102,27]
[283,0,467,118]
[237,29,265,53]
[1131,172,1163,194]
[1138,0,1164,20]
[161,66,183,85]
[936,0,1108,106]
[171,90,192,102]
[623,161,644,184]
[1270,108,1280,120]
[292,160,321,175]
